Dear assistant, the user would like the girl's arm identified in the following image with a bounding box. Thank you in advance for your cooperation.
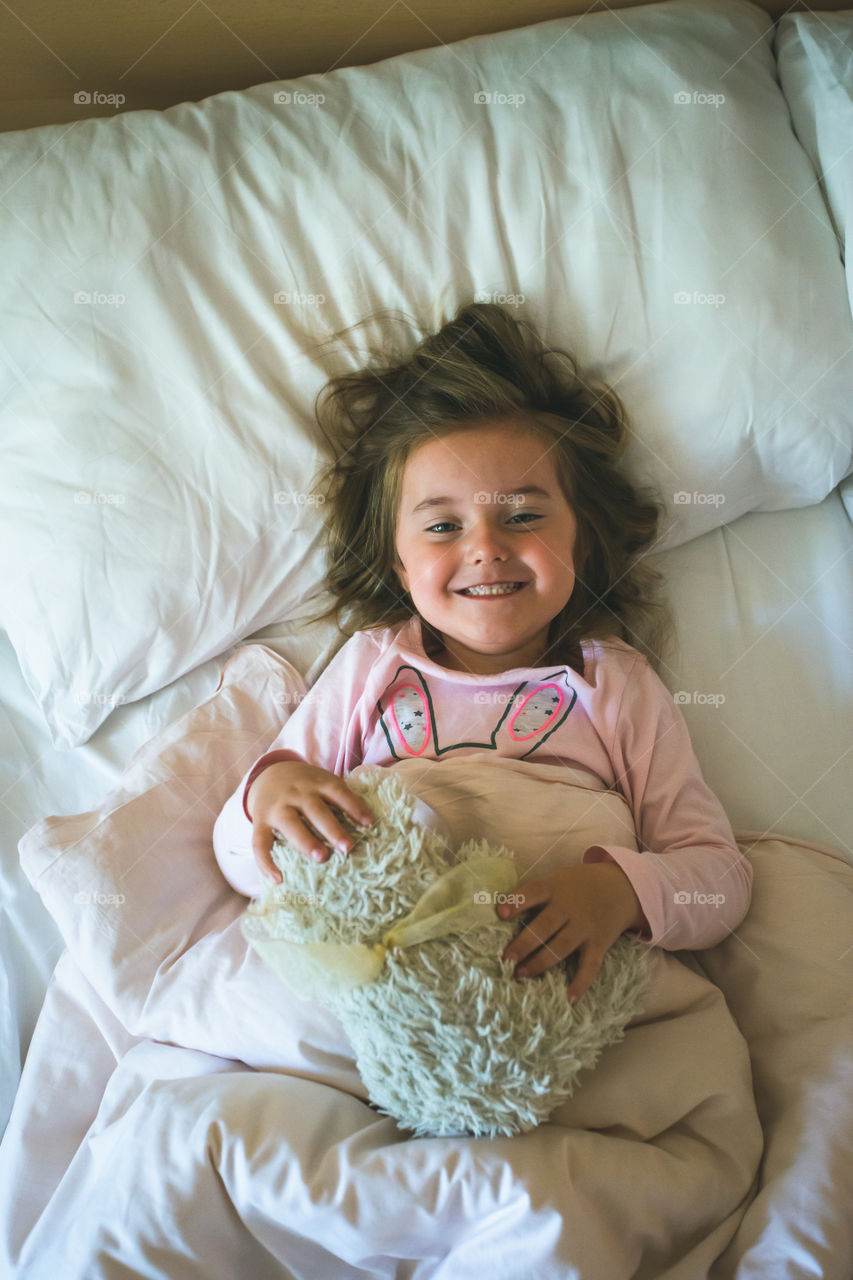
[212,630,380,894]
[582,654,753,951]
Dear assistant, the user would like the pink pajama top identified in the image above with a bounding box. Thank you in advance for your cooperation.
[213,615,752,950]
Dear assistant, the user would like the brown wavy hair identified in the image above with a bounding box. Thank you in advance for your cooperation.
[300,301,676,677]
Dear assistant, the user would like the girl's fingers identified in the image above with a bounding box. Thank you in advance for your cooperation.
[324,779,375,831]
[506,920,577,976]
[264,798,370,864]
[496,879,548,920]
[565,943,605,1004]
[252,827,283,884]
[301,800,360,856]
[501,900,562,956]
[261,810,332,863]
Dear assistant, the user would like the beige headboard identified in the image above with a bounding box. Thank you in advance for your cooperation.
[1,0,847,134]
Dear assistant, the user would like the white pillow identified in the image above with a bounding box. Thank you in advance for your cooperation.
[2,0,852,748]
[776,13,853,313]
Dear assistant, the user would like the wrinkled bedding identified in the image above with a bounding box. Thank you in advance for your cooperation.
[1,647,851,1278]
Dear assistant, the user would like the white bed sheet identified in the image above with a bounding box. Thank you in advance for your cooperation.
[1,485,851,1141]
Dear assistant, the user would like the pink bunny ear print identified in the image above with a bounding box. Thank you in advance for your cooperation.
[389,683,431,756]
[508,683,567,741]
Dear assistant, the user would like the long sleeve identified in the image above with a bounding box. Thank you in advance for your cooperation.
[583,655,752,950]
[212,630,380,895]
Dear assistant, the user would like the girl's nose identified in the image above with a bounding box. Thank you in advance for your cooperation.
[463,526,512,562]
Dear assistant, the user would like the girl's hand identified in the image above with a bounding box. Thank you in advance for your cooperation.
[246,761,375,884]
[497,863,648,1004]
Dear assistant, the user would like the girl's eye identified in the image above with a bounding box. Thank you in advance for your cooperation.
[425,513,543,534]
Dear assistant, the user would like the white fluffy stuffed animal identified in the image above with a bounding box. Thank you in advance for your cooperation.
[242,765,656,1139]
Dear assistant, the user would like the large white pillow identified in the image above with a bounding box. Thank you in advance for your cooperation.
[776,12,853,314]
[2,0,852,748]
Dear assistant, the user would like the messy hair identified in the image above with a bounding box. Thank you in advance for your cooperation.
[300,301,676,677]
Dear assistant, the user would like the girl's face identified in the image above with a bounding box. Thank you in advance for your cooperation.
[394,420,578,674]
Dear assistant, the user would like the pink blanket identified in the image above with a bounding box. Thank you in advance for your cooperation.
[2,644,851,1278]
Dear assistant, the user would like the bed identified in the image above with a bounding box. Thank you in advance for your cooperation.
[1,0,851,1275]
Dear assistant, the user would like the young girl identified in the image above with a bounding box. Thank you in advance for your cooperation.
[213,301,752,1005]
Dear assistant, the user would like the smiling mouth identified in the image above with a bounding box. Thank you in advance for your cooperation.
[456,582,528,597]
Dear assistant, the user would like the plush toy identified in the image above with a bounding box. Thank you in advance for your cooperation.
[242,765,656,1139]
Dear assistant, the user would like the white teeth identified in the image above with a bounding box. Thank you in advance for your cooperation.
[461,582,523,596]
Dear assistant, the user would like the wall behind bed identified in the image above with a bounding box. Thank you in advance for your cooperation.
[2,0,852,132]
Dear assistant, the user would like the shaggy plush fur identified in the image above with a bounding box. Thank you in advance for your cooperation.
[242,765,657,1139]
